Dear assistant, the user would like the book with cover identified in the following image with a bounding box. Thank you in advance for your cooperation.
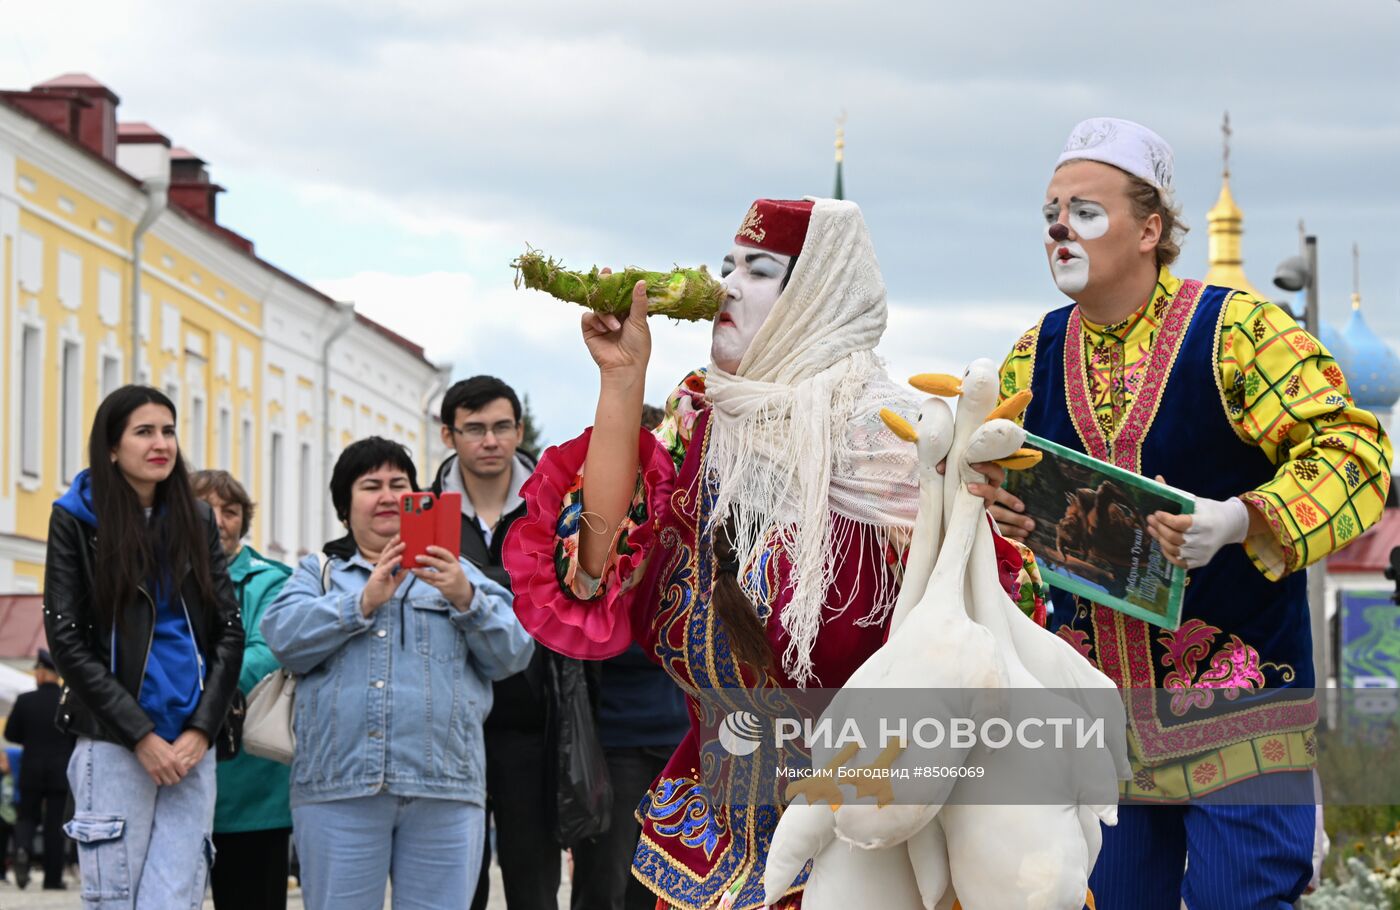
[1003,433,1194,630]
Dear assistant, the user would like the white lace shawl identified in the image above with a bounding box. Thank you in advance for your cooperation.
[704,198,919,686]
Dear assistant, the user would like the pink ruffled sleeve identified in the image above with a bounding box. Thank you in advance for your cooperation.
[502,426,678,660]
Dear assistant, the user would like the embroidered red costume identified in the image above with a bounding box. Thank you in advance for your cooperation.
[504,199,1040,910]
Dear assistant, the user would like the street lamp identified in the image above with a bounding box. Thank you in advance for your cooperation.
[1273,233,1319,335]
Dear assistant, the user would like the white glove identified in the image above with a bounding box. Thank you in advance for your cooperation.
[1178,496,1250,568]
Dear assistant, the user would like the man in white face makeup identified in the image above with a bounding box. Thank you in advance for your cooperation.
[502,197,988,909]
[977,117,1393,910]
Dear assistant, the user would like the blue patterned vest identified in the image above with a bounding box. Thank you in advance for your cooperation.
[1025,280,1316,765]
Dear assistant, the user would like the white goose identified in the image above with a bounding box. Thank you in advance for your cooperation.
[765,373,1038,909]
[829,370,1038,851]
[763,394,958,910]
[928,360,1122,910]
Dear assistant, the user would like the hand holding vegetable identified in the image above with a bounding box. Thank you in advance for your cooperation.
[582,277,653,385]
[513,247,724,322]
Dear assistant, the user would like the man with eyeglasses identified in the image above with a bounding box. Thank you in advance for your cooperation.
[432,375,559,910]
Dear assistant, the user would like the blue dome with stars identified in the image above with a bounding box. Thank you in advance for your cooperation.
[1318,321,1354,372]
[1337,300,1400,411]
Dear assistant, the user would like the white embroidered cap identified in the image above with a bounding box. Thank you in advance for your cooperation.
[1055,117,1174,192]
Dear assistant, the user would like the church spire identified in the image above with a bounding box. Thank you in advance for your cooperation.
[1221,110,1232,180]
[1205,111,1263,297]
[833,111,845,201]
[1352,242,1362,310]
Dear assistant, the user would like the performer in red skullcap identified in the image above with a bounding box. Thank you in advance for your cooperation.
[505,198,1041,910]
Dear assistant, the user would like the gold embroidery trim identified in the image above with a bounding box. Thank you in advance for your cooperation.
[736,204,767,245]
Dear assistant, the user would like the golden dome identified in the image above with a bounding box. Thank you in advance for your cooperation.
[1204,113,1264,298]
[1208,176,1243,223]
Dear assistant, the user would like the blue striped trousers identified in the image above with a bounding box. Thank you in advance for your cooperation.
[1088,772,1316,910]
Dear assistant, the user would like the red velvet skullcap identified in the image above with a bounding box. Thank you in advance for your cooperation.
[734,199,814,258]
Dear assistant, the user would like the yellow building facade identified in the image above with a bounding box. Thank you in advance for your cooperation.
[0,82,262,592]
[1,74,447,593]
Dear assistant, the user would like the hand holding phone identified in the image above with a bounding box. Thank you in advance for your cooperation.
[360,537,406,617]
[400,492,462,568]
[400,492,473,610]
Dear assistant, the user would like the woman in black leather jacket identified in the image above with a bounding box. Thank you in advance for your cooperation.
[43,385,243,907]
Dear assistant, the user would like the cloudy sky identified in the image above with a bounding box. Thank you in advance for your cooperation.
[5,0,1398,443]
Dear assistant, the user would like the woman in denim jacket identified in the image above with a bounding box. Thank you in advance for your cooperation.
[261,437,533,910]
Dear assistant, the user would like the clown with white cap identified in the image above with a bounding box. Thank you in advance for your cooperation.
[974,118,1394,908]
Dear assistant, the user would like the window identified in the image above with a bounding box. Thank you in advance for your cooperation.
[58,250,83,311]
[215,334,231,380]
[98,268,121,326]
[161,303,181,354]
[60,341,82,484]
[269,432,284,548]
[218,408,231,470]
[237,346,253,391]
[18,230,43,293]
[101,354,121,399]
[20,326,43,478]
[188,394,206,469]
[298,443,312,554]
[241,418,253,491]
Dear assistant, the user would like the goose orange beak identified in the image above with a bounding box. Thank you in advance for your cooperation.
[992,447,1043,471]
[879,408,918,442]
[909,373,963,397]
[985,389,1033,423]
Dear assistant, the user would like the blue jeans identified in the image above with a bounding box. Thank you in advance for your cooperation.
[293,794,485,910]
[65,737,217,909]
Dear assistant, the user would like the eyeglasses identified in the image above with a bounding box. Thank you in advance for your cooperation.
[451,420,519,442]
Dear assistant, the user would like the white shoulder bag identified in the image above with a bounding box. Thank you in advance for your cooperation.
[243,553,330,764]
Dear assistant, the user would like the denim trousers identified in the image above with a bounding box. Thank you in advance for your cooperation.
[65,736,217,909]
[293,794,485,910]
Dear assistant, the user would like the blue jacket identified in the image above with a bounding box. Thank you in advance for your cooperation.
[260,548,533,807]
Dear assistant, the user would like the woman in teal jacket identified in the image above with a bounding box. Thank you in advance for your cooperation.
[192,470,294,910]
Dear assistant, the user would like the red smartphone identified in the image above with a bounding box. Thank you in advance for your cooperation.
[399,491,462,571]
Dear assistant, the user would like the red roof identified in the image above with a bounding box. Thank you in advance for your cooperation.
[35,73,119,103]
[0,94,138,188]
[1329,508,1400,573]
[118,121,171,146]
[33,73,120,106]
[37,73,109,90]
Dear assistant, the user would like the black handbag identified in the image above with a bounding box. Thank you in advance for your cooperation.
[215,688,246,761]
[548,654,612,847]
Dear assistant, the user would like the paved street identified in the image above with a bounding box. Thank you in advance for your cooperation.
[0,852,572,909]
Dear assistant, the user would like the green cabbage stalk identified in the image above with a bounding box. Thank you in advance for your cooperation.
[512,247,724,322]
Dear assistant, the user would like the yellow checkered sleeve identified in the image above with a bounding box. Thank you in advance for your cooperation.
[1220,296,1394,580]
[999,322,1041,411]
